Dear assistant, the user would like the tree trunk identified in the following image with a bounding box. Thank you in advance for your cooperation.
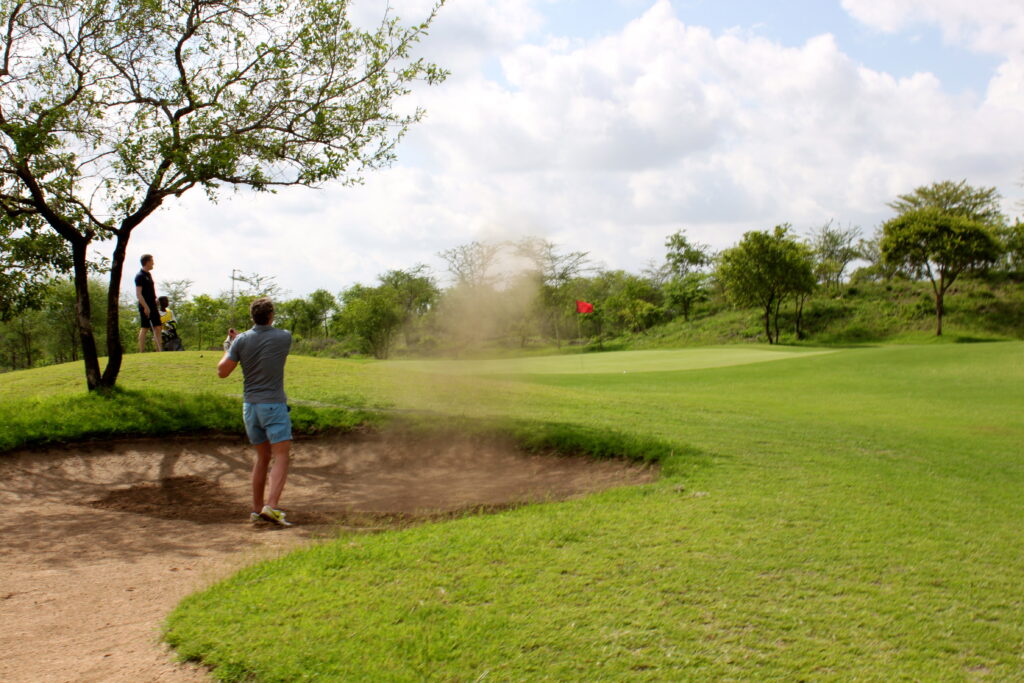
[935,290,944,336]
[71,240,103,390]
[763,302,773,344]
[772,298,781,344]
[100,233,130,387]
[795,295,806,339]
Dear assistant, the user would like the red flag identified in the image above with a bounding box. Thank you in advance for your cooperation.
[575,300,594,314]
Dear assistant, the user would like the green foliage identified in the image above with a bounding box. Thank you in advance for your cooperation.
[996,220,1024,273]
[377,266,440,348]
[579,270,664,336]
[807,219,861,291]
[0,214,74,318]
[663,229,711,278]
[888,179,1005,225]
[716,225,815,343]
[663,272,711,321]
[333,284,405,359]
[277,289,338,339]
[881,207,1003,335]
[175,293,230,351]
[0,276,114,371]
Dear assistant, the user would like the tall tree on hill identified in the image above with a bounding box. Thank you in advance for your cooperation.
[0,0,446,390]
[881,209,1002,336]
[882,180,1006,336]
[716,225,815,344]
[662,230,713,321]
[807,220,861,292]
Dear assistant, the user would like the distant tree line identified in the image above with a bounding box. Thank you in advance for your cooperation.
[2,179,1022,370]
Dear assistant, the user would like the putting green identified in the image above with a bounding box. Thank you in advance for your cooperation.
[384,346,837,375]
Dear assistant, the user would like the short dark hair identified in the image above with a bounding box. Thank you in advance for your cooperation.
[250,297,274,325]
[140,254,153,266]
[158,296,169,310]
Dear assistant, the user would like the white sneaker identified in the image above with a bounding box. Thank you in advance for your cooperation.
[260,505,293,527]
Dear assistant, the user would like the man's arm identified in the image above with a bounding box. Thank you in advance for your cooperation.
[217,328,241,378]
[217,353,238,378]
[136,285,149,314]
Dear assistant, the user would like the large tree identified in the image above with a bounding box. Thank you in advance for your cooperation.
[514,237,590,346]
[378,265,439,346]
[333,283,403,359]
[882,180,1006,336]
[807,220,860,292]
[881,208,1001,336]
[0,0,445,390]
[716,225,814,344]
[664,229,711,279]
[661,229,712,321]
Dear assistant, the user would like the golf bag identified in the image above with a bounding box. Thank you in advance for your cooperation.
[162,324,185,351]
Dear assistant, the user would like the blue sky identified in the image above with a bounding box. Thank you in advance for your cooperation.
[132,0,1024,299]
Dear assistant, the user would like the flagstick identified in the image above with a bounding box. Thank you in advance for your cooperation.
[577,313,584,370]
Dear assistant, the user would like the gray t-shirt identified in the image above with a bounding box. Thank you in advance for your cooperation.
[227,324,292,404]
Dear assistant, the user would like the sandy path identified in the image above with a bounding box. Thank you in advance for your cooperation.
[0,432,656,682]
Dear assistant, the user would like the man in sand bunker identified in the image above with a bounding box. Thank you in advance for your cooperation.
[217,297,294,526]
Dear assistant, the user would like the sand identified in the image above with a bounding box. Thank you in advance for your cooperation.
[0,431,656,682]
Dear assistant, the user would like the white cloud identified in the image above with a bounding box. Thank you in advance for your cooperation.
[122,0,1024,300]
[412,1,1022,230]
[840,0,1024,57]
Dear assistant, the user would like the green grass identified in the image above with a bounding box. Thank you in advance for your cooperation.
[3,344,1023,679]
[0,353,377,451]
[386,346,835,376]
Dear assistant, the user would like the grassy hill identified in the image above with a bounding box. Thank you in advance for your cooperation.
[621,275,1024,349]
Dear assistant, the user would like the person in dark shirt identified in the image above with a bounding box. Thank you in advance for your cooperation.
[135,254,163,352]
[217,297,294,526]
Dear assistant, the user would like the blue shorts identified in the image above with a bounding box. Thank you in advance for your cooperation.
[243,403,292,445]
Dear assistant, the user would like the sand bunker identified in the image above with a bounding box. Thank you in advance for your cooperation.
[0,431,656,682]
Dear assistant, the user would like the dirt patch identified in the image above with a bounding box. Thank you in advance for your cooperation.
[0,431,657,682]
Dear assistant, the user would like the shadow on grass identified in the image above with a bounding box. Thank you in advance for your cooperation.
[952,335,1006,344]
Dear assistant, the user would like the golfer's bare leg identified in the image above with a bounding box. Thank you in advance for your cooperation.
[153,325,163,351]
[266,440,291,509]
[252,441,272,512]
[138,327,148,352]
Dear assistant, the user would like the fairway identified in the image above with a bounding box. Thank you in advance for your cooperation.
[386,346,836,375]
